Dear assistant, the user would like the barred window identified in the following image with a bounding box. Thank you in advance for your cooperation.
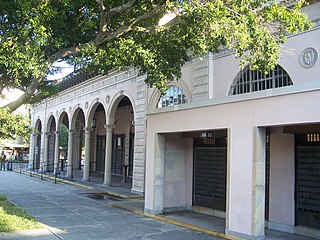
[229,65,293,95]
[157,86,187,108]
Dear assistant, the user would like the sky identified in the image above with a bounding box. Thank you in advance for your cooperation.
[46,61,75,81]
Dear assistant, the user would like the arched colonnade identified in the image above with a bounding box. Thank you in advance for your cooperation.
[29,91,139,190]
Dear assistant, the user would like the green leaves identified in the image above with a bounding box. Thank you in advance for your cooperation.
[0,0,312,111]
[0,107,31,142]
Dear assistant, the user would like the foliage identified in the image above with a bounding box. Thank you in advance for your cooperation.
[59,124,69,149]
[0,0,312,112]
[0,107,31,142]
[0,194,43,232]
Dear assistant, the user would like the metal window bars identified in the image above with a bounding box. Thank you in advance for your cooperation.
[229,65,293,96]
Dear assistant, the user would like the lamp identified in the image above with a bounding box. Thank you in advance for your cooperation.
[201,131,207,138]
[91,119,96,129]
[129,111,135,125]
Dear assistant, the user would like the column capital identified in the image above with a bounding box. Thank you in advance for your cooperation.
[45,132,51,136]
[83,127,92,133]
[104,124,115,131]
[54,131,60,135]
[68,129,76,134]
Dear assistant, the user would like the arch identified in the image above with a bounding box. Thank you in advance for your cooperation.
[33,118,42,170]
[69,106,86,172]
[107,92,135,180]
[87,98,107,128]
[148,81,192,110]
[34,117,42,134]
[228,64,293,95]
[46,114,56,132]
[58,111,69,128]
[46,114,56,172]
[58,109,70,126]
[70,106,85,130]
[108,91,136,124]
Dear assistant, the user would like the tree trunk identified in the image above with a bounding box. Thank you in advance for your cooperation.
[4,77,42,113]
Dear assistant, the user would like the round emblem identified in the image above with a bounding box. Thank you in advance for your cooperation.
[300,47,318,68]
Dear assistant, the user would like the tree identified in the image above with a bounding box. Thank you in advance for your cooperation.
[0,0,311,114]
[59,124,69,150]
[0,107,31,143]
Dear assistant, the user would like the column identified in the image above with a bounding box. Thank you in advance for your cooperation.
[83,127,91,181]
[43,132,50,171]
[153,133,165,214]
[66,129,75,179]
[145,133,165,214]
[226,125,266,239]
[33,134,39,170]
[53,131,60,174]
[252,127,266,237]
[28,133,36,170]
[103,125,113,186]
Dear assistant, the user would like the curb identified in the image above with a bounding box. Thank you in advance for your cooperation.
[108,201,243,240]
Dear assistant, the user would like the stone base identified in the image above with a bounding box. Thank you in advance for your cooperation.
[225,229,265,240]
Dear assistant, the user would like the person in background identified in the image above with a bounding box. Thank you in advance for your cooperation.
[0,151,6,171]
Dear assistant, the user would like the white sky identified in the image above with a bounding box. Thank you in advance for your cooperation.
[47,61,75,80]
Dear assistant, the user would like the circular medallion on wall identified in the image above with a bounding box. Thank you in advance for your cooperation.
[106,95,110,104]
[299,47,318,68]
[85,101,88,109]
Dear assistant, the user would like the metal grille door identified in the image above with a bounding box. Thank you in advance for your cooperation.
[96,136,105,172]
[112,134,125,175]
[194,147,227,210]
[296,146,320,229]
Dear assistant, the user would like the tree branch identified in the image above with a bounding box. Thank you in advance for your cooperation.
[105,0,136,17]
[48,46,82,63]
[96,1,166,45]
[4,76,43,112]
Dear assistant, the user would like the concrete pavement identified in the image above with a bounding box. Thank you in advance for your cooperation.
[0,171,223,240]
[0,171,316,240]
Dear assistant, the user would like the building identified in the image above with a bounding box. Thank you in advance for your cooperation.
[29,2,320,239]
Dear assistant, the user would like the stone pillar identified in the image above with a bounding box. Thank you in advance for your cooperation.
[83,127,91,181]
[43,132,50,171]
[54,131,60,174]
[66,129,75,179]
[132,78,147,193]
[154,133,165,214]
[252,127,266,237]
[226,125,266,239]
[33,134,40,170]
[103,124,114,186]
[28,133,36,170]
[145,133,165,214]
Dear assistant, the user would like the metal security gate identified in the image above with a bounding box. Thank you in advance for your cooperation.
[112,134,125,175]
[193,136,227,210]
[296,133,320,230]
[129,133,134,177]
[96,136,105,172]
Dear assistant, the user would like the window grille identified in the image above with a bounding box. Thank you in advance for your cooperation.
[157,86,187,108]
[229,65,293,95]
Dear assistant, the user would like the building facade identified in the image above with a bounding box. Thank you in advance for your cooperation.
[30,2,320,239]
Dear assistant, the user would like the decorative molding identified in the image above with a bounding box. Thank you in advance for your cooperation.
[300,47,318,68]
[83,127,93,133]
[68,129,76,134]
[104,124,115,130]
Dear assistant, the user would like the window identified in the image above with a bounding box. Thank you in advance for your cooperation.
[157,86,187,108]
[229,65,293,95]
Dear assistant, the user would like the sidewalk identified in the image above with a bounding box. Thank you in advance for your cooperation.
[1,171,317,240]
